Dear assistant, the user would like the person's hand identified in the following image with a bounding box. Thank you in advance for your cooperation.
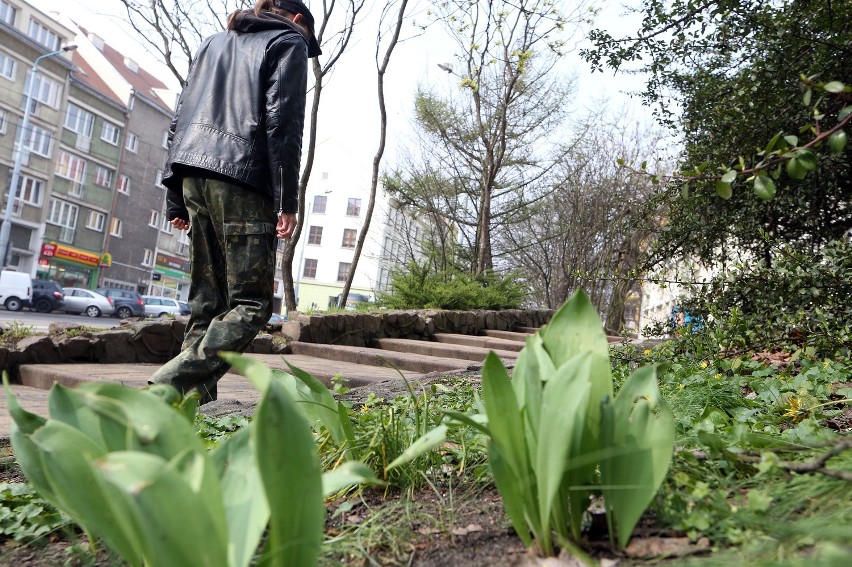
[277,212,297,239]
[171,218,190,231]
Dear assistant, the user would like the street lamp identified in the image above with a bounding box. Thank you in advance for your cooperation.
[293,190,331,312]
[0,44,77,268]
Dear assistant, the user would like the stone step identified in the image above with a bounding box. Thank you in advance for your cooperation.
[374,337,520,363]
[290,342,478,374]
[483,329,534,342]
[433,333,524,352]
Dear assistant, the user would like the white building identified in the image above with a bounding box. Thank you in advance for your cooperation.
[278,138,433,312]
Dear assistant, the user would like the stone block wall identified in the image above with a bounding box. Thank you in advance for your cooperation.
[0,308,555,379]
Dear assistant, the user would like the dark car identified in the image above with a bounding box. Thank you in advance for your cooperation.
[95,287,146,319]
[177,301,191,316]
[29,279,65,313]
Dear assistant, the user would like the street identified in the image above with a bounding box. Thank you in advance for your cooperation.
[0,309,122,333]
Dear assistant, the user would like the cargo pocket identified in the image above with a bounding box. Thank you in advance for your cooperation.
[223,220,276,287]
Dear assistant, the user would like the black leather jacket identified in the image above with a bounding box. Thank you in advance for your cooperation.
[162,11,309,219]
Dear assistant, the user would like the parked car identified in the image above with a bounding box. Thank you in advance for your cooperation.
[0,270,32,312]
[335,292,374,311]
[61,287,114,317]
[178,300,191,316]
[28,279,65,313]
[95,287,146,319]
[141,295,183,317]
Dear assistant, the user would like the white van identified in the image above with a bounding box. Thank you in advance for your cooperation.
[0,270,32,312]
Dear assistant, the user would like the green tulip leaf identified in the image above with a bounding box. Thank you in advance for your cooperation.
[540,289,609,368]
[253,373,324,567]
[97,451,228,567]
[600,366,674,549]
[211,426,269,567]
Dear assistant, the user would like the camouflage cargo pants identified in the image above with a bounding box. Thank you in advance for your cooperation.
[149,177,277,403]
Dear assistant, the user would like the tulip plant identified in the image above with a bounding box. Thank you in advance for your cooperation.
[3,356,377,567]
[388,290,675,554]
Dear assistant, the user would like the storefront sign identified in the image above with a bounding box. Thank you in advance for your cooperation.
[156,253,190,274]
[41,242,101,267]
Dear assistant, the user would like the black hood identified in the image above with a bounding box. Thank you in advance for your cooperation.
[230,10,321,57]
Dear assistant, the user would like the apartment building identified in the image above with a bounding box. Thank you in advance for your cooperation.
[75,30,185,298]
[37,50,125,288]
[0,0,76,275]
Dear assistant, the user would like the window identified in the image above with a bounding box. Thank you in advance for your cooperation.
[94,166,114,188]
[342,228,357,248]
[86,211,105,232]
[0,52,15,81]
[346,198,362,216]
[148,209,160,227]
[14,175,44,206]
[64,104,95,137]
[307,225,322,245]
[55,151,86,186]
[160,216,173,234]
[162,130,169,148]
[125,132,138,153]
[178,230,189,255]
[47,198,78,229]
[109,217,123,237]
[25,70,62,109]
[28,19,61,51]
[312,194,327,214]
[118,174,131,194]
[337,262,351,282]
[155,169,164,188]
[101,121,121,145]
[0,1,17,26]
[0,109,7,135]
[303,258,318,279]
[142,249,154,267]
[22,124,52,157]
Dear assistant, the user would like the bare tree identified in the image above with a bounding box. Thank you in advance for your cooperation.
[498,110,665,331]
[336,0,412,308]
[398,0,590,275]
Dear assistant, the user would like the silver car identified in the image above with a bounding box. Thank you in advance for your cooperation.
[61,287,114,318]
[141,295,184,317]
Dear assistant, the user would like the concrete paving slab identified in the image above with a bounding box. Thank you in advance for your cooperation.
[374,337,520,362]
[433,333,524,352]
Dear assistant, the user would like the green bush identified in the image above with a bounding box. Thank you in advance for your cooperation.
[658,238,852,357]
[378,261,526,310]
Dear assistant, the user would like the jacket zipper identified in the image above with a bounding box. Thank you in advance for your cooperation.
[277,165,284,214]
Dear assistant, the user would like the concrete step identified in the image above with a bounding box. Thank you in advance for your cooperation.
[433,333,524,352]
[290,342,478,374]
[374,337,520,363]
[483,329,534,342]
[516,326,543,334]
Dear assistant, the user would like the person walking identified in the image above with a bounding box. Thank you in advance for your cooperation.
[150,0,322,403]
